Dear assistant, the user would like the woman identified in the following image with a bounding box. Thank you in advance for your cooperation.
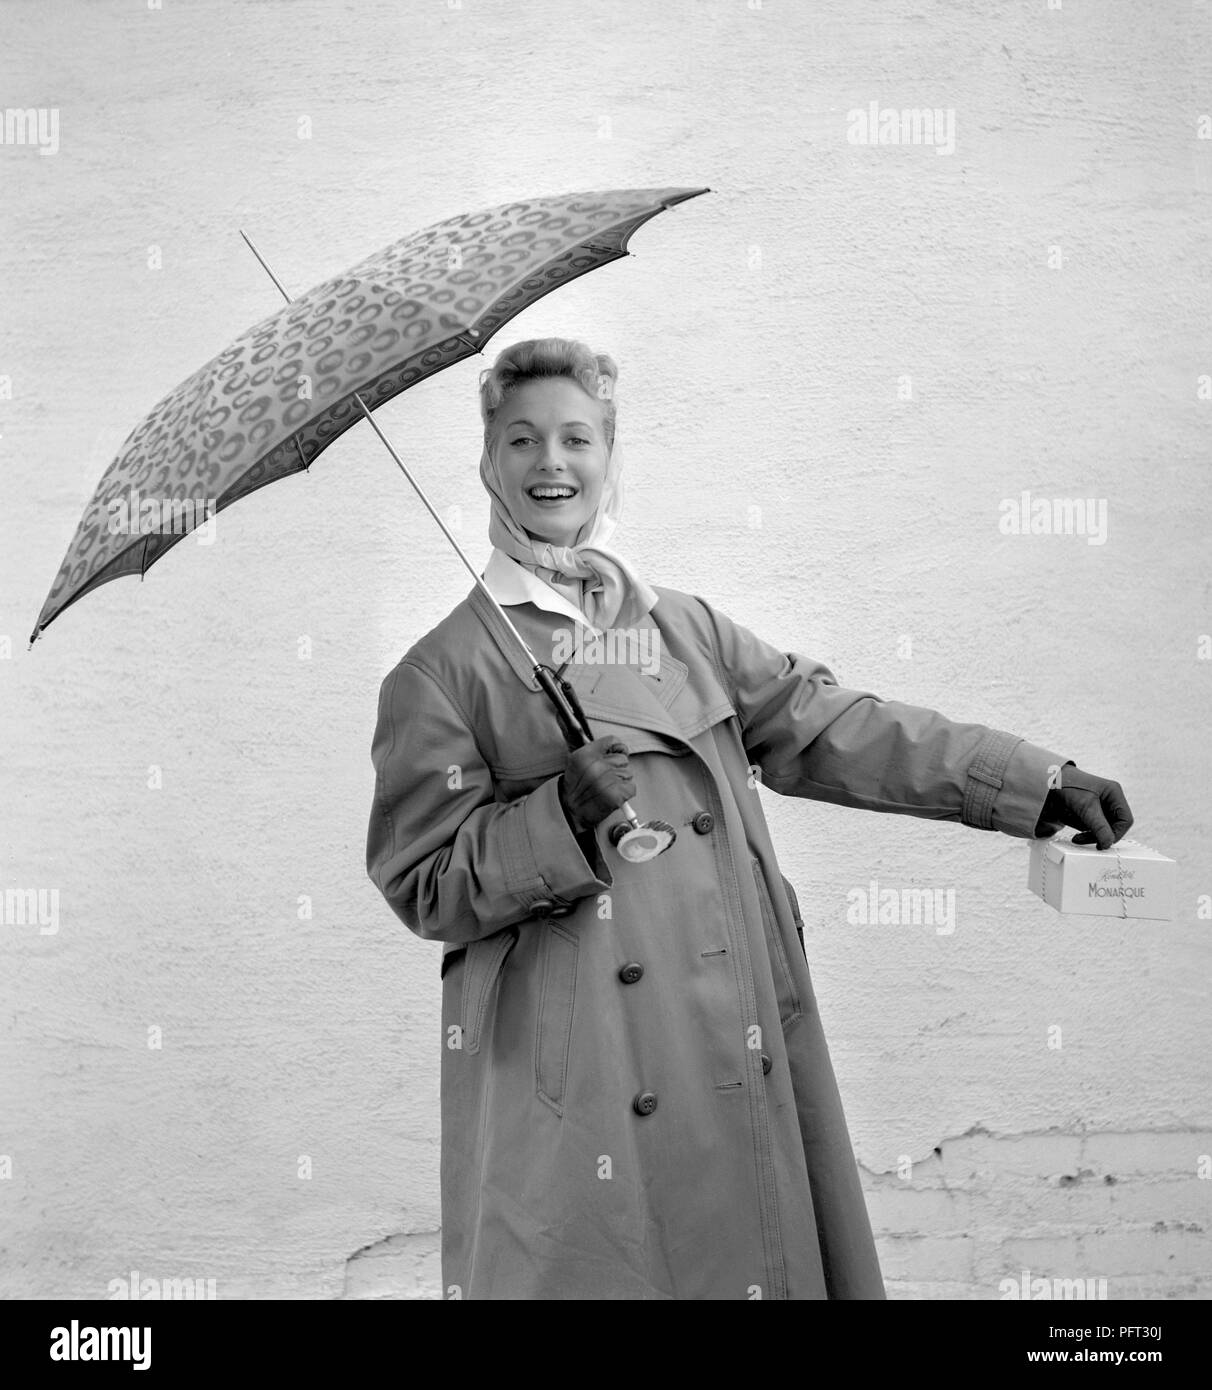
[366,337,1133,1301]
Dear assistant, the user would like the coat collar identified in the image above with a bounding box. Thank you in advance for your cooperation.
[471,555,577,692]
[480,549,604,636]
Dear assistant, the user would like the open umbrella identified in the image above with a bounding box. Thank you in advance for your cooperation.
[31,185,711,861]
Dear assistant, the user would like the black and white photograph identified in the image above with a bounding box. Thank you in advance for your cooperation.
[2,0,1209,1352]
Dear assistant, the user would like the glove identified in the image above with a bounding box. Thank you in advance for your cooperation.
[1034,763,1134,850]
[558,735,636,833]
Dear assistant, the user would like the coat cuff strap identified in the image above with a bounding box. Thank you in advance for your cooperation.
[499,775,614,915]
[963,732,1074,839]
[961,728,1022,831]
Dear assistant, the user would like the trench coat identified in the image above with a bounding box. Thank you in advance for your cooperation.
[366,561,1068,1300]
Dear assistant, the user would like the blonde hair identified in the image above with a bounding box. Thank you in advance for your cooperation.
[479,337,618,450]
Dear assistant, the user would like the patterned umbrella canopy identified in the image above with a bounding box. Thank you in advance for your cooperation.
[31,185,710,643]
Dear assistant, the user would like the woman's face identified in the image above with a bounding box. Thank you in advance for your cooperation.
[491,376,609,548]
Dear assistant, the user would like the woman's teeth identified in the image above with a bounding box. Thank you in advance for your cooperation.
[528,487,577,501]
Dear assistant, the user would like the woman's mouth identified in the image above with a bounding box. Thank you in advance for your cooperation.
[526,485,578,506]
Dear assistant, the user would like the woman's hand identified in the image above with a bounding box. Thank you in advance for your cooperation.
[558,736,636,833]
[1036,765,1134,849]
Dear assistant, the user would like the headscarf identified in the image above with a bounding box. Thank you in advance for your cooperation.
[478,418,657,632]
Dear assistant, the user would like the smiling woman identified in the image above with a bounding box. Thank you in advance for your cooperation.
[484,342,615,550]
[474,341,653,630]
[365,336,1130,1301]
[496,382,606,547]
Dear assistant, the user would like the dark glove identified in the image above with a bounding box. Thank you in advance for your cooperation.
[558,735,636,833]
[1034,763,1134,850]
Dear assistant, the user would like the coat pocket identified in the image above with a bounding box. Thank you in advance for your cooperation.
[751,857,803,1027]
[534,921,579,1115]
[448,926,518,1056]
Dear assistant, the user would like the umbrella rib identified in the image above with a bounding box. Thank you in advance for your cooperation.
[239,230,293,303]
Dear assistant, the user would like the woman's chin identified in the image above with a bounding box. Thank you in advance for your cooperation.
[524,523,581,547]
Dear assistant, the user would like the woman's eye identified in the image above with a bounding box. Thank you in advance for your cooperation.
[509,436,589,447]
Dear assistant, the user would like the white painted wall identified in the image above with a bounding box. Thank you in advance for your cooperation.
[2,0,1209,1299]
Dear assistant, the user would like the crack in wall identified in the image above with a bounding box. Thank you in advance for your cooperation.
[861,1123,1212,1181]
[343,1229,442,1300]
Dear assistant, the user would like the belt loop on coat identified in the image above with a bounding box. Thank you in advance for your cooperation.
[461,927,519,1055]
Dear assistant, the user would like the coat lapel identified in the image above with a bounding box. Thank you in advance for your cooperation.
[467,583,734,747]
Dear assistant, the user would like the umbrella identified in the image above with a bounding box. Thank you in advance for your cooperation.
[31,185,711,861]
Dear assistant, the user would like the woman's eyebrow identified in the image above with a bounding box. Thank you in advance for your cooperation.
[507,419,595,430]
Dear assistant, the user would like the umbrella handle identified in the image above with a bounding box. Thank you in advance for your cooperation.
[556,672,641,833]
[532,664,675,863]
[533,664,593,749]
[561,667,644,828]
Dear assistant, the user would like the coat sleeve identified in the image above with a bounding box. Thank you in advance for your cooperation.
[693,597,1070,840]
[366,656,614,943]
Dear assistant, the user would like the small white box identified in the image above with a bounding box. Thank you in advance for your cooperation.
[1028,836,1176,921]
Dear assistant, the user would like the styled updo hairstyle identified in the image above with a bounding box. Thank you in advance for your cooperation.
[479,338,618,452]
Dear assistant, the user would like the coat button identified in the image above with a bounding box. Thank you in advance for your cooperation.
[618,962,644,984]
[531,898,573,918]
[691,811,714,835]
[761,1053,772,1075]
[632,1090,658,1116]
